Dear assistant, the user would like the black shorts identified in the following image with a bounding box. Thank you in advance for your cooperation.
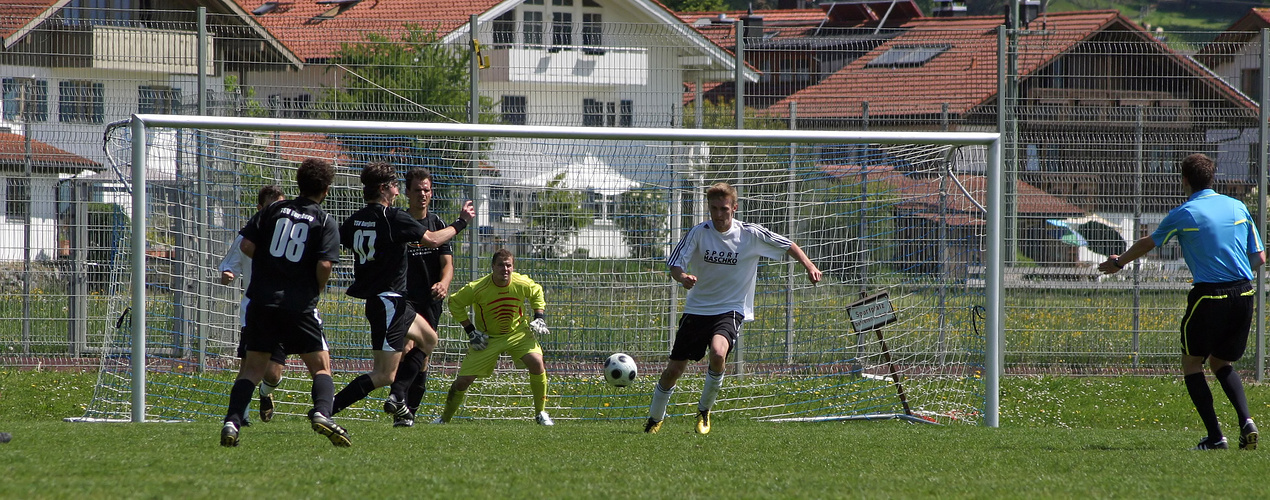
[366,293,416,352]
[670,312,743,362]
[1181,280,1254,361]
[236,326,287,365]
[408,298,443,329]
[243,303,328,355]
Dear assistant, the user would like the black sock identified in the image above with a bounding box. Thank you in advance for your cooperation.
[1214,365,1252,425]
[389,348,427,401]
[1185,372,1223,439]
[331,374,374,416]
[225,378,255,426]
[311,373,335,417]
[407,370,428,414]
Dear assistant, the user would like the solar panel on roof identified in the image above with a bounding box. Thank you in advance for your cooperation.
[865,44,948,67]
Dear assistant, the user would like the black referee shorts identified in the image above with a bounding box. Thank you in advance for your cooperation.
[1180,280,1254,361]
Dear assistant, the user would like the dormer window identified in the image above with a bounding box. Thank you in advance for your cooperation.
[499,0,602,51]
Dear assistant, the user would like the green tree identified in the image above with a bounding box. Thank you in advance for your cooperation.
[526,173,593,258]
[661,0,728,11]
[616,186,669,259]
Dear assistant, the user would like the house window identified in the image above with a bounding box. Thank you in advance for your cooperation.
[6,177,29,223]
[63,0,138,27]
[1242,68,1261,102]
[523,0,543,4]
[553,12,573,47]
[138,86,179,114]
[2,78,48,122]
[524,11,544,46]
[865,45,950,68]
[59,80,104,124]
[502,95,527,125]
[493,11,516,47]
[583,99,632,127]
[552,0,574,5]
[582,13,602,47]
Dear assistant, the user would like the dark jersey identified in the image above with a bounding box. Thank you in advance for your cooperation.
[405,211,453,306]
[240,197,340,313]
[341,203,427,299]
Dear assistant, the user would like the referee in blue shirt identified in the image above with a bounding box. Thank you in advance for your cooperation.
[1100,153,1265,450]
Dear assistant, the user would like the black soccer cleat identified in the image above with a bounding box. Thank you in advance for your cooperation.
[1240,420,1259,450]
[220,421,240,447]
[259,393,275,423]
[310,411,351,447]
[383,394,411,419]
[393,415,415,428]
[1193,436,1228,450]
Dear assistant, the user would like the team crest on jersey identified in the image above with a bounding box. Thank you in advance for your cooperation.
[703,250,739,265]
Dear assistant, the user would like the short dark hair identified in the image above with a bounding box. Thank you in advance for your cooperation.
[1180,153,1215,191]
[256,185,284,209]
[360,161,398,202]
[492,248,514,266]
[296,159,335,199]
[405,167,432,186]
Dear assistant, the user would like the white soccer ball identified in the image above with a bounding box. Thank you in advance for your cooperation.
[603,352,638,388]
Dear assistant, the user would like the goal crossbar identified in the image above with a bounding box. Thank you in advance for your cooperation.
[121,114,1004,427]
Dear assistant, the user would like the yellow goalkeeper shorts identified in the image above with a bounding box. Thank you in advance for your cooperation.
[457,328,543,377]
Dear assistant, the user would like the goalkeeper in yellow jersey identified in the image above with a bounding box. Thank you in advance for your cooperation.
[435,248,554,425]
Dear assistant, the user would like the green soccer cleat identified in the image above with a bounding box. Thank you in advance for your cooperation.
[1240,420,1258,450]
[220,421,240,447]
[310,411,351,447]
[643,417,662,434]
[695,409,711,435]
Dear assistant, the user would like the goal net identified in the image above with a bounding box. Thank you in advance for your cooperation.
[79,116,999,426]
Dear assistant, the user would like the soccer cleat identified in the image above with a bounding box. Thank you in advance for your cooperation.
[309,411,351,447]
[220,421,240,447]
[1193,436,1228,450]
[643,417,662,434]
[383,394,411,419]
[259,393,275,423]
[536,411,554,426]
[393,415,415,428]
[1240,420,1259,450]
[695,409,711,435]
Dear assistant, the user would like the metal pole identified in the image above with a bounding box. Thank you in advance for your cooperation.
[786,101,796,364]
[985,137,1003,428]
[196,6,208,371]
[734,18,746,379]
[21,111,31,353]
[1258,28,1269,381]
[469,14,481,281]
[1132,106,1143,368]
[131,118,149,423]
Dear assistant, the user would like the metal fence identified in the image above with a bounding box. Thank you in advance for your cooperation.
[2,5,1269,377]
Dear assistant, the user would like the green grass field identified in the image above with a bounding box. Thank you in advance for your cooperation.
[3,370,1270,498]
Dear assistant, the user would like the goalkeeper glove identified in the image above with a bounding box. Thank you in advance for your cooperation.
[465,325,489,351]
[529,317,549,336]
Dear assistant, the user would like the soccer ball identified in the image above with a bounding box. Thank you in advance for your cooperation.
[603,353,638,388]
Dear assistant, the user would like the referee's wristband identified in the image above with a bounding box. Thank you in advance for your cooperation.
[449,218,468,233]
[534,311,545,320]
[463,323,476,334]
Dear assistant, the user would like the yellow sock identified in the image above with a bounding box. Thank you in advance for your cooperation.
[441,387,466,423]
[529,372,548,413]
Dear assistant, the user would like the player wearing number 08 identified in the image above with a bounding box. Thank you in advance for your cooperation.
[329,162,444,421]
[436,248,554,426]
[647,182,822,435]
[221,158,348,447]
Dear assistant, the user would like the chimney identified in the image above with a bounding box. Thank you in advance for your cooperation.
[1006,0,1044,28]
[741,14,765,43]
[932,0,968,17]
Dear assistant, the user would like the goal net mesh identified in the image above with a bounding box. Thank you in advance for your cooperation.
[81,120,988,425]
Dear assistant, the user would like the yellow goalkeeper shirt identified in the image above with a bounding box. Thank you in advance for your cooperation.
[448,272,546,336]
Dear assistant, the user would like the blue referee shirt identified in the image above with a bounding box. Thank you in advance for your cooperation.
[1150,188,1263,284]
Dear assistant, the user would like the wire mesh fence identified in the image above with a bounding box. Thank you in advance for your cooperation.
[2,4,1269,381]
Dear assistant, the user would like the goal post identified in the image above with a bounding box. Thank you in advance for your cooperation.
[102,114,1001,426]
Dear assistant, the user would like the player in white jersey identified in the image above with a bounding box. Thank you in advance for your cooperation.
[645,182,821,435]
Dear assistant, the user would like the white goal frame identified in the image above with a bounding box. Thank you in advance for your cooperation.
[123,114,1004,426]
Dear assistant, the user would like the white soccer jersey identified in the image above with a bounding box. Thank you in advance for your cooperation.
[217,234,252,328]
[666,220,791,320]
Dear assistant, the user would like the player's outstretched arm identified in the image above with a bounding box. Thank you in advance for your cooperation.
[786,243,822,284]
[419,200,476,248]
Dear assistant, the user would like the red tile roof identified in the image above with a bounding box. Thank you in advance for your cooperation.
[230,0,504,61]
[1195,8,1270,63]
[764,10,1242,120]
[1,1,61,44]
[0,131,100,171]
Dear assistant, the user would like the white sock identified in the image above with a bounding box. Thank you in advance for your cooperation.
[698,370,724,412]
[259,378,280,397]
[649,383,675,422]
